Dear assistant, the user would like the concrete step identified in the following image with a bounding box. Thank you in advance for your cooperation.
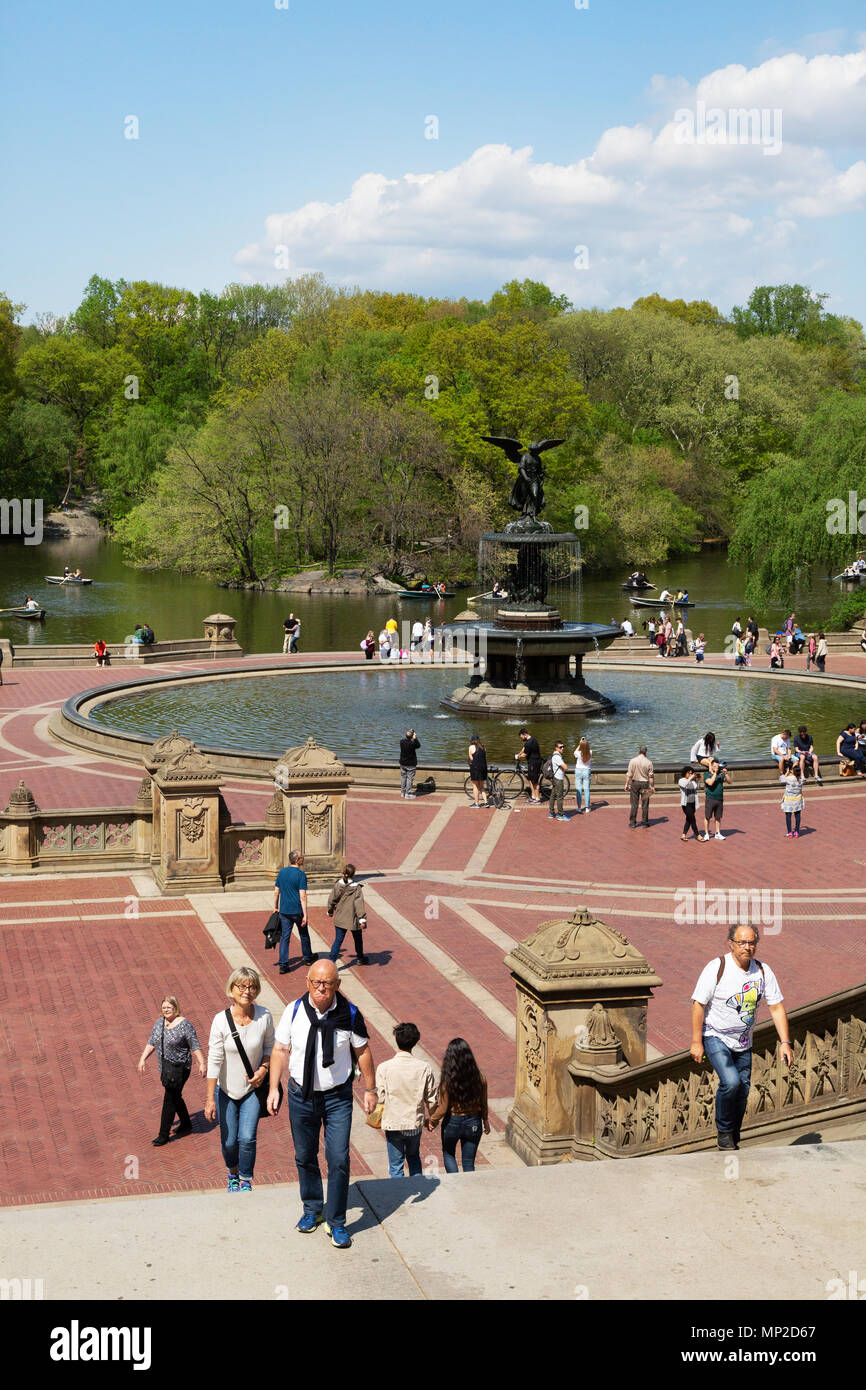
[3,1139,863,1301]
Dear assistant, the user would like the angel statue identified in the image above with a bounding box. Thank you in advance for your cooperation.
[481,436,565,523]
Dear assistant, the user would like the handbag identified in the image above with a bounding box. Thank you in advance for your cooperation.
[263,910,281,950]
[365,1100,385,1129]
[224,1008,283,1117]
[159,1019,189,1088]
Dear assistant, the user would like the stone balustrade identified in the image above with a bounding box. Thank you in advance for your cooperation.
[505,905,866,1164]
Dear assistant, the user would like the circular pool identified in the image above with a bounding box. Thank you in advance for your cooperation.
[87,664,865,764]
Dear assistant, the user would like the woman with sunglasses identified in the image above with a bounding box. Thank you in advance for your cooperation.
[205,966,274,1192]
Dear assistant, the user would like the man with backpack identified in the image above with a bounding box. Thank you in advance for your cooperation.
[690,926,793,1150]
[268,960,377,1249]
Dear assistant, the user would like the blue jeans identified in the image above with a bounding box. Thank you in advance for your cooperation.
[279,912,313,968]
[217,1086,261,1179]
[384,1128,422,1178]
[288,1076,354,1226]
[703,1037,752,1137]
[441,1113,482,1173]
[574,766,591,811]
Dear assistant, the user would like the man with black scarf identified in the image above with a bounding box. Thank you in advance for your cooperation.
[268,960,376,1249]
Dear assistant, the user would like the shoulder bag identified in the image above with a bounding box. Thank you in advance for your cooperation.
[224,1008,283,1117]
[159,1019,189,1089]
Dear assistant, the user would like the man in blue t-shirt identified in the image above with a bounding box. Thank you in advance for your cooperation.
[274,850,312,973]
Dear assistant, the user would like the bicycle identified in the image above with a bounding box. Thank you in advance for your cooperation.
[463,765,526,808]
[462,764,571,806]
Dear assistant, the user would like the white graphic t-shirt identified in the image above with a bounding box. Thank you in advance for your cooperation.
[692,954,783,1052]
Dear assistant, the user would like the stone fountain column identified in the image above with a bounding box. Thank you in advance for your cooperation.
[143,731,198,870]
[271,738,351,886]
[504,906,662,1164]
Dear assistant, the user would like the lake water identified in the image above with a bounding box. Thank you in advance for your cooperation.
[0,535,855,656]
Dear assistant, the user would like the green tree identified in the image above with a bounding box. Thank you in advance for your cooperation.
[0,292,24,415]
[729,394,866,602]
[631,293,723,327]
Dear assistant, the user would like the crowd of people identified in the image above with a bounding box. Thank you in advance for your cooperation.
[138,854,492,1248]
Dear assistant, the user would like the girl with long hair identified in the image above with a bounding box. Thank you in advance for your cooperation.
[428,1037,489,1172]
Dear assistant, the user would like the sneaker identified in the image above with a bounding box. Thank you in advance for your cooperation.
[816,776,823,785]
[226,1174,240,1193]
[325,1222,352,1249]
[296,1212,324,1234]
[556,815,569,822]
[548,814,556,820]
[238,1179,252,1192]
[714,831,724,840]
[700,833,711,842]
[793,831,799,838]
[786,832,793,838]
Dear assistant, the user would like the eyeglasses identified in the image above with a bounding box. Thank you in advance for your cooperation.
[732,940,757,948]
[308,979,334,991]
[234,983,257,993]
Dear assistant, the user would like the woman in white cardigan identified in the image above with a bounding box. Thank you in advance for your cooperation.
[205,966,274,1193]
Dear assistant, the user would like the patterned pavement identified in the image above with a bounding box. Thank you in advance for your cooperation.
[1,649,865,1207]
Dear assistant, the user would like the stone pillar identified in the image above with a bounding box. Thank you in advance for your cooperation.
[143,732,197,868]
[0,781,39,873]
[263,789,287,877]
[203,613,242,655]
[153,748,224,894]
[504,905,662,1165]
[271,738,351,886]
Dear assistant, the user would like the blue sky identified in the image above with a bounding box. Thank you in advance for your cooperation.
[2,0,865,321]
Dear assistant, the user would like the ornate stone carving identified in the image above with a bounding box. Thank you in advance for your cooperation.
[265,790,284,827]
[784,1046,807,1106]
[509,905,661,986]
[179,797,206,842]
[273,738,349,782]
[670,1078,690,1136]
[694,1076,715,1129]
[236,838,263,866]
[144,731,196,774]
[42,824,69,851]
[106,822,133,849]
[641,1092,659,1144]
[136,776,153,807]
[203,613,237,643]
[585,1003,619,1049]
[522,997,548,1091]
[73,824,101,851]
[4,780,39,814]
[0,824,5,856]
[304,806,330,837]
[158,749,218,783]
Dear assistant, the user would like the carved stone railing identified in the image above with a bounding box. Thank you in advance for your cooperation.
[568,984,866,1159]
[0,788,151,874]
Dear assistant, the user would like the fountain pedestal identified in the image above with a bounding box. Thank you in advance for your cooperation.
[442,621,617,719]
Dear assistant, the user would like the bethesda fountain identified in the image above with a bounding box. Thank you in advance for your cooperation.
[441,435,620,719]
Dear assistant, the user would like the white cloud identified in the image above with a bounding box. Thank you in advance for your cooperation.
[234,49,866,311]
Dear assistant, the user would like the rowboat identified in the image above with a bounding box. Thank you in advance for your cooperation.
[621,581,655,591]
[395,589,454,599]
[829,571,866,583]
[45,575,93,585]
[629,597,695,609]
[0,606,47,620]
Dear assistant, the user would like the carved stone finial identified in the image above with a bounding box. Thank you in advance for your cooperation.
[265,789,284,826]
[135,776,153,807]
[272,737,349,782]
[506,905,661,990]
[156,747,219,784]
[144,730,197,774]
[3,780,39,814]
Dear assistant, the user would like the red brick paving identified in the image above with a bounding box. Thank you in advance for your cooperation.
[1,651,864,1206]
